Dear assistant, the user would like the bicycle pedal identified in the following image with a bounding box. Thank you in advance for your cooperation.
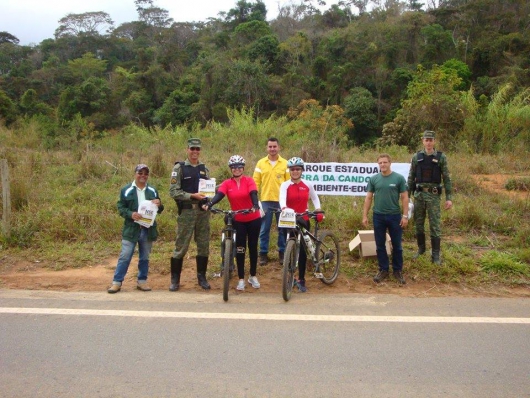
[314,272,324,279]
[213,272,221,278]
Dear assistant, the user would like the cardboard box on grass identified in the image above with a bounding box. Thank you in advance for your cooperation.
[349,230,392,257]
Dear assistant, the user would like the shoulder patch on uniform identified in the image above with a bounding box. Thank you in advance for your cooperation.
[170,178,177,184]
[171,171,177,177]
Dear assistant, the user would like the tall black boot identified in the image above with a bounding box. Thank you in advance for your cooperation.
[196,255,211,290]
[169,257,183,292]
[413,233,426,259]
[431,237,441,265]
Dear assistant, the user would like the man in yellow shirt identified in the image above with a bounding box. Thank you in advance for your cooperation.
[253,137,290,265]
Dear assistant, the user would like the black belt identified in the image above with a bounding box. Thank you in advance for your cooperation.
[180,203,199,210]
[418,186,442,194]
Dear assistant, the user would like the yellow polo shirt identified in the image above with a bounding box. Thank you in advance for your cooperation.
[253,156,290,201]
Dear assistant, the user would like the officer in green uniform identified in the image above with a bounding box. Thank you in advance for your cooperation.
[169,138,211,290]
[407,130,453,265]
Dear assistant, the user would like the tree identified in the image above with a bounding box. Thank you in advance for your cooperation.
[420,24,454,66]
[68,52,108,80]
[154,89,199,126]
[338,0,370,15]
[343,87,379,144]
[135,0,173,27]
[286,99,352,161]
[380,65,468,148]
[225,0,267,29]
[57,77,111,123]
[55,12,114,38]
[0,31,20,45]
[20,89,53,117]
[0,90,18,125]
[224,60,270,116]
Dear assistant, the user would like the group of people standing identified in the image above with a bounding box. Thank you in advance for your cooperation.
[363,130,452,285]
[107,130,452,293]
[108,137,320,293]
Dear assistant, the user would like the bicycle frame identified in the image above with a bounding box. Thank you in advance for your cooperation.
[284,212,322,268]
[211,207,253,302]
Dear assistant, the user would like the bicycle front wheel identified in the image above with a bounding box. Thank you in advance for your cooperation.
[222,238,233,302]
[316,230,340,284]
[282,239,297,301]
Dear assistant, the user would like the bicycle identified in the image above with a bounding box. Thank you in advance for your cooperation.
[278,209,340,301]
[210,207,253,302]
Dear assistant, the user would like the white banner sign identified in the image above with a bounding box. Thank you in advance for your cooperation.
[302,162,411,196]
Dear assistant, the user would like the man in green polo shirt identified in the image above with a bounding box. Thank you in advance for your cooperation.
[363,154,409,284]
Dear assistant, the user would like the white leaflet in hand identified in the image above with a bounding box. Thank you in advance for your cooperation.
[135,200,158,228]
[278,208,296,228]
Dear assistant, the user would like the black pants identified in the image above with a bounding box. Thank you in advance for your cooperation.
[297,218,310,281]
[234,217,262,279]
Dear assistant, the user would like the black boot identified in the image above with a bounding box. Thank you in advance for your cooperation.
[169,257,183,291]
[431,237,441,265]
[196,256,211,290]
[413,233,426,259]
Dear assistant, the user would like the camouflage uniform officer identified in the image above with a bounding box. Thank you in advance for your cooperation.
[169,138,211,290]
[407,130,453,265]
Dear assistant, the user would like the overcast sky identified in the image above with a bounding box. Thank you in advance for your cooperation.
[1,0,341,45]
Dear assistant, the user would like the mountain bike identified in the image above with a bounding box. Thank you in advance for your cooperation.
[210,207,253,302]
[278,209,340,302]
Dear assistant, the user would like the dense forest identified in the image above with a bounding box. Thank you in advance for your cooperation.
[1,0,529,152]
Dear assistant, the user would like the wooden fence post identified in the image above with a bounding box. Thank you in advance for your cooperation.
[1,159,11,238]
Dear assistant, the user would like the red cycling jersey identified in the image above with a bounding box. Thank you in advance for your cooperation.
[218,175,261,222]
[279,180,321,220]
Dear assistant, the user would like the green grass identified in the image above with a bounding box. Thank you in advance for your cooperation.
[0,116,529,289]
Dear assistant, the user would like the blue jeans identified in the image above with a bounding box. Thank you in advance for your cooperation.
[259,201,286,255]
[373,213,403,272]
[112,228,153,284]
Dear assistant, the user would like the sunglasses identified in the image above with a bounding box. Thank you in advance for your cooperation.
[137,172,149,176]
[290,167,303,172]
[189,147,201,151]
[230,166,244,170]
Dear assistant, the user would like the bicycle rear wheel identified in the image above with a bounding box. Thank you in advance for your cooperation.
[282,239,297,301]
[222,238,233,302]
[315,230,340,284]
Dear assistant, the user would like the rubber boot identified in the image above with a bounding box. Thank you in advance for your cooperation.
[169,257,183,291]
[431,237,441,265]
[196,255,211,290]
[413,233,426,259]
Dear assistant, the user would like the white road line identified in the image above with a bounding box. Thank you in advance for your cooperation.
[1,307,529,323]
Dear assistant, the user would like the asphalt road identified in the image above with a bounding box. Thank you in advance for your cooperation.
[1,290,529,398]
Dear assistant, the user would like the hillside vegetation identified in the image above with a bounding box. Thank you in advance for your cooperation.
[1,0,529,150]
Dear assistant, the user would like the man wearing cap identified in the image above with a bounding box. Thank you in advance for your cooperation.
[169,138,212,290]
[108,164,164,293]
[407,130,453,265]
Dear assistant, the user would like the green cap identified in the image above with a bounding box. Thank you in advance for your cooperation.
[187,138,201,148]
[422,130,435,139]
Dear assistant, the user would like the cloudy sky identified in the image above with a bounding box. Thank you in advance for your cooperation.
[1,0,341,45]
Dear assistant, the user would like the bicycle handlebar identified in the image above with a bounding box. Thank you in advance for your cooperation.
[270,208,325,222]
[210,207,254,216]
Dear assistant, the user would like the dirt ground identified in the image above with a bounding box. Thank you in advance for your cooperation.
[0,174,528,298]
[1,255,529,298]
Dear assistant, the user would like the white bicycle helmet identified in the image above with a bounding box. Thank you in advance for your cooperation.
[228,155,246,168]
[287,157,305,170]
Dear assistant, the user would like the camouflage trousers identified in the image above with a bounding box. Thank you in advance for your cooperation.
[173,208,210,259]
[413,192,442,238]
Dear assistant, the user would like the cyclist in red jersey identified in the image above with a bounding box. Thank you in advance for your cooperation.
[204,155,262,291]
[279,157,322,292]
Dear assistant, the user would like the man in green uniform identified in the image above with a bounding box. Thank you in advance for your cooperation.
[169,138,211,290]
[407,130,453,265]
